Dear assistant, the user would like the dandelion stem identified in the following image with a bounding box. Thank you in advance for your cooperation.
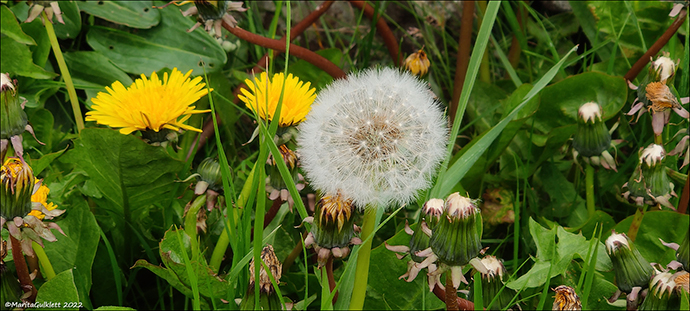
[31,241,55,280]
[43,12,84,133]
[349,207,377,310]
[9,234,37,302]
[326,255,338,305]
[446,272,459,311]
[585,162,596,218]
[450,0,475,124]
[628,204,648,242]
[184,194,206,258]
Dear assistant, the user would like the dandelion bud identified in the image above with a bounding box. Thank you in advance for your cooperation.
[265,145,304,205]
[195,157,223,194]
[606,231,654,293]
[304,191,360,267]
[0,158,35,220]
[421,198,444,228]
[649,55,677,84]
[572,102,616,171]
[241,245,283,310]
[472,255,515,310]
[405,49,431,76]
[1,73,32,159]
[429,193,482,266]
[677,229,689,271]
[638,271,681,311]
[408,221,432,264]
[552,285,582,311]
[25,0,64,24]
[622,144,676,209]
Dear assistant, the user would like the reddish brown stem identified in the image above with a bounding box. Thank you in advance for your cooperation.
[505,1,525,78]
[348,0,401,66]
[263,198,284,229]
[433,283,477,310]
[282,233,305,271]
[451,1,475,124]
[624,9,687,82]
[9,235,37,302]
[326,255,338,305]
[224,25,346,80]
[445,273,459,311]
[678,171,689,214]
[186,2,336,161]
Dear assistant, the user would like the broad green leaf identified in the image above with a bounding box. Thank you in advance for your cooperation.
[537,162,585,218]
[532,72,627,134]
[363,224,445,310]
[79,1,160,29]
[28,147,67,176]
[63,51,133,109]
[35,270,80,311]
[556,227,612,271]
[86,5,226,75]
[1,5,35,45]
[21,20,51,68]
[24,108,55,152]
[612,211,689,266]
[529,217,556,261]
[1,39,56,79]
[63,128,184,219]
[43,197,100,310]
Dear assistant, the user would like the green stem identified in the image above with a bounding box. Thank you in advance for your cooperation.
[628,204,648,242]
[184,195,206,259]
[43,12,84,133]
[585,162,596,218]
[31,241,56,280]
[654,134,663,145]
[349,207,377,310]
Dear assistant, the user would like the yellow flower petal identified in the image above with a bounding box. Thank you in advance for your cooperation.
[238,72,316,127]
[86,68,212,134]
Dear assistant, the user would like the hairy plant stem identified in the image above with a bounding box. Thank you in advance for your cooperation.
[349,207,377,310]
[348,0,401,66]
[43,12,84,133]
[627,204,648,242]
[184,194,206,258]
[585,162,596,218]
[32,241,55,280]
[446,272,459,311]
[10,234,36,302]
[624,9,687,82]
[432,283,476,310]
[450,0,475,124]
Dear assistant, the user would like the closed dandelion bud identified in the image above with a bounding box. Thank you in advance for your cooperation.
[649,55,677,84]
[606,231,654,293]
[266,145,300,196]
[552,285,582,311]
[639,271,681,311]
[408,221,431,263]
[678,229,689,271]
[193,0,228,21]
[472,255,515,310]
[405,48,431,76]
[241,245,283,310]
[429,193,482,266]
[1,74,28,141]
[572,102,616,171]
[312,191,356,249]
[196,157,223,193]
[622,144,676,209]
[0,157,35,220]
[421,198,444,229]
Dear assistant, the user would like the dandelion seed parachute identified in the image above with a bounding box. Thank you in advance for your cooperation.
[298,67,448,209]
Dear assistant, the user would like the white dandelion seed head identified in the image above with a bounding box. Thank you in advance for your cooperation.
[298,67,448,209]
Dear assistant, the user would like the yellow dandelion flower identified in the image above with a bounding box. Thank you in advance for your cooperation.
[85,68,212,135]
[238,72,316,127]
[29,181,57,220]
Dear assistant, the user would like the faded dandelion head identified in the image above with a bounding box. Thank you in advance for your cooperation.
[298,67,448,209]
